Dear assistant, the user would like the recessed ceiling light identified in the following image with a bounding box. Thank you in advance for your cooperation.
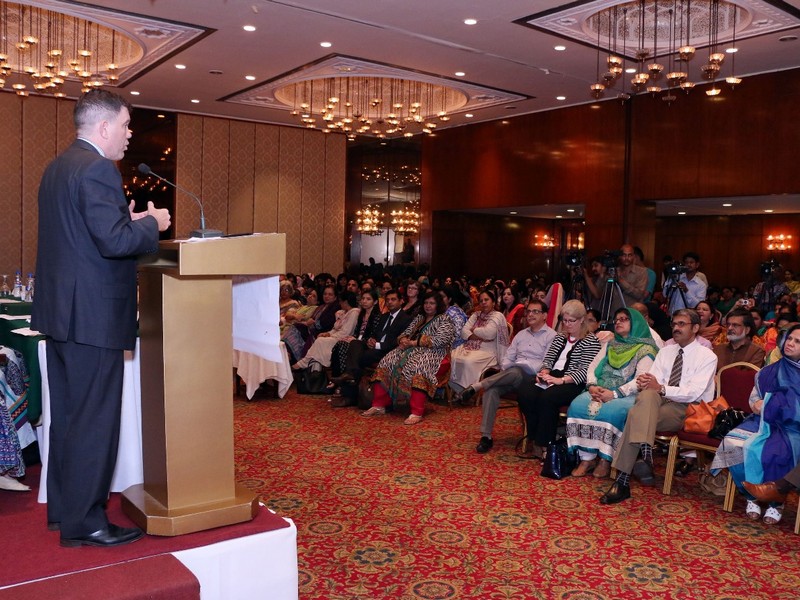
[510,211,517,215]
[764,209,774,213]
[726,47,738,53]
[556,95,566,101]
[678,211,686,215]
[779,35,798,42]
[157,114,165,118]
[625,67,637,74]
[464,18,477,26]
[130,91,140,96]
[243,25,256,32]
[554,45,566,51]
[190,99,200,104]
[501,120,510,125]
[555,215,563,219]
[175,64,186,70]
[245,75,256,81]
[320,41,332,48]
[455,71,465,77]
[465,113,474,118]
[722,203,732,207]
[209,69,223,75]
[567,209,575,213]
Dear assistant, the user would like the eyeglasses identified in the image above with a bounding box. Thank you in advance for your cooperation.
[614,316,630,323]
[671,320,692,328]
[562,317,579,324]
[526,309,544,315]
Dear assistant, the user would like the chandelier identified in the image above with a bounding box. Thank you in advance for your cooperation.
[588,0,742,102]
[356,205,385,236]
[0,1,138,97]
[390,207,420,235]
[275,76,467,140]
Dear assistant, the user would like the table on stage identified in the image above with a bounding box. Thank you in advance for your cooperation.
[233,342,292,399]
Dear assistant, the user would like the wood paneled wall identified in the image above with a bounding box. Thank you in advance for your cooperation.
[176,115,346,276]
[422,68,800,289]
[0,93,346,279]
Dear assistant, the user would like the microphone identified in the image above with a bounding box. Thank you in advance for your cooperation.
[137,163,222,238]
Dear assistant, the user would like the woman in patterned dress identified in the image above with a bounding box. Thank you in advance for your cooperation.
[361,291,456,425]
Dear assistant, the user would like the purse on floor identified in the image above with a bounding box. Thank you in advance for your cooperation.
[295,359,329,395]
[541,437,576,480]
[683,396,729,434]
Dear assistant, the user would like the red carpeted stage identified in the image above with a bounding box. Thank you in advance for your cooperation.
[0,466,298,599]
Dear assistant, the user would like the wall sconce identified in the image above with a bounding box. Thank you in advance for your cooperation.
[534,234,557,248]
[766,234,792,252]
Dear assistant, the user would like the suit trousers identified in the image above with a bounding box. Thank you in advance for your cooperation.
[517,381,582,446]
[479,367,531,436]
[345,339,385,375]
[46,339,124,538]
[611,389,687,475]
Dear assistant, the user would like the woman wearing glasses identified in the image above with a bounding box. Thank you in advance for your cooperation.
[566,308,659,478]
[517,300,601,459]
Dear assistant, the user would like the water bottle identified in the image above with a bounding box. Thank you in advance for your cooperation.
[12,271,23,298]
[24,273,34,302]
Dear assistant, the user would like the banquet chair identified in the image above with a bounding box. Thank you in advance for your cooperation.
[661,362,759,512]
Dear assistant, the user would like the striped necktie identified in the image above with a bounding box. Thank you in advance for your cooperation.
[668,348,683,387]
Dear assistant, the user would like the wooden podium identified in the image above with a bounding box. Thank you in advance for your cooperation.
[122,233,286,536]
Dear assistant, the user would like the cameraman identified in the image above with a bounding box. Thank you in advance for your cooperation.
[663,251,707,313]
[617,244,649,306]
[583,256,609,312]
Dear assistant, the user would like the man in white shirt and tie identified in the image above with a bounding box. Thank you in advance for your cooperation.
[458,299,557,454]
[601,308,717,504]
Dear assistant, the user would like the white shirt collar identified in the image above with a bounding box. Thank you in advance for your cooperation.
[78,137,105,158]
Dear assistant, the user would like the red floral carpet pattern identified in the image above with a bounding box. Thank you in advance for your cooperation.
[233,391,799,599]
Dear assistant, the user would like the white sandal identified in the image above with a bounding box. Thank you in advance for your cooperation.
[745,500,762,521]
[763,505,784,525]
[360,407,386,417]
[403,414,424,425]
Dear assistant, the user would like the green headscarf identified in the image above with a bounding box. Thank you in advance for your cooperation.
[594,308,658,390]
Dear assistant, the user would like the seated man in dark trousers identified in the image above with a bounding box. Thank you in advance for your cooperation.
[600,308,717,504]
[330,290,411,405]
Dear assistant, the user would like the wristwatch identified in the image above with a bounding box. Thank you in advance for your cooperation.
[658,385,666,397]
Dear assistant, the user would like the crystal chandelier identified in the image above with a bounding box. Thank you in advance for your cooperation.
[276,76,467,140]
[0,1,137,97]
[356,205,385,236]
[588,0,743,102]
[390,207,420,235]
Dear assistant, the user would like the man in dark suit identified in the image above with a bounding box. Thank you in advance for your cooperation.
[329,290,411,404]
[32,90,171,547]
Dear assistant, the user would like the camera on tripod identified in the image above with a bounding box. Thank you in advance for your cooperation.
[565,250,585,268]
[664,261,689,277]
[600,249,622,270]
[760,258,779,278]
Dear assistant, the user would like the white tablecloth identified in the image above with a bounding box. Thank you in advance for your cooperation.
[233,342,292,399]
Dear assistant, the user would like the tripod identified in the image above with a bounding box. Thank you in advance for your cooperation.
[755,275,777,312]
[598,270,626,327]
[665,273,689,313]
[567,267,585,301]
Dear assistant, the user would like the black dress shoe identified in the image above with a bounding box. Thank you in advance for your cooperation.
[47,521,60,531]
[61,523,144,548]
[459,386,477,405]
[600,482,631,505]
[331,373,355,386]
[674,459,696,478]
[476,436,493,454]
[632,459,655,486]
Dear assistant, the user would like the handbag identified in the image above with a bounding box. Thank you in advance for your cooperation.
[540,437,577,480]
[683,396,730,434]
[709,408,747,439]
[294,359,329,395]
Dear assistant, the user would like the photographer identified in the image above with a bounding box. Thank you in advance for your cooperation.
[752,262,790,313]
[583,256,610,312]
[617,244,649,306]
[663,251,707,313]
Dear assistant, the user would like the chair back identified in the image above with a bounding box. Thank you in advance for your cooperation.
[716,361,759,413]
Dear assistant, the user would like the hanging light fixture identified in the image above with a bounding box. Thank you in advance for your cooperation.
[0,1,136,97]
[356,205,385,236]
[390,206,420,235]
[586,0,742,101]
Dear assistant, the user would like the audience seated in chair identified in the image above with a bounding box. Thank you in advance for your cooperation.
[499,286,526,340]
[282,285,339,363]
[711,324,800,526]
[292,292,359,370]
[567,307,658,479]
[600,308,717,505]
[327,290,383,387]
[456,299,557,454]
[448,290,510,394]
[361,291,456,425]
[517,300,601,460]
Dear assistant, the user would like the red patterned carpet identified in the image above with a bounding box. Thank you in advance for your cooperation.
[233,390,800,600]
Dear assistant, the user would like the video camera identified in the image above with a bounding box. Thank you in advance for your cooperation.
[600,249,622,270]
[760,258,780,278]
[664,261,689,277]
[565,250,585,267]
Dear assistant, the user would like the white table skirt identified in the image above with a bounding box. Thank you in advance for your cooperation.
[233,342,292,399]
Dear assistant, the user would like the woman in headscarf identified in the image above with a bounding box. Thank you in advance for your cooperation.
[566,307,659,478]
[712,323,800,525]
[448,290,510,394]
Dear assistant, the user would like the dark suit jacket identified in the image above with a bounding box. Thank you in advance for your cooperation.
[31,139,160,350]
[374,310,412,355]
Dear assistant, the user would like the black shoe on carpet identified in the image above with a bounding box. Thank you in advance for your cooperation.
[600,482,631,505]
[632,459,655,486]
[476,436,493,454]
[60,524,144,548]
[459,386,476,405]
[674,459,696,478]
